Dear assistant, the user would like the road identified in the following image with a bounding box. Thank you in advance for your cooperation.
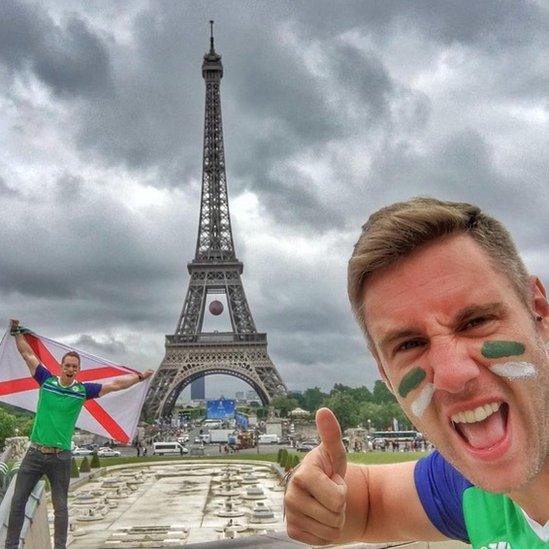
[113,425,294,458]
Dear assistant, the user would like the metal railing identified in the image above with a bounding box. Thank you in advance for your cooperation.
[167,332,267,345]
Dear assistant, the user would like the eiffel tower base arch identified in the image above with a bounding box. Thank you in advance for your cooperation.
[142,339,286,420]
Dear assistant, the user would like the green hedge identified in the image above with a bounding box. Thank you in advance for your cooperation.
[90,453,101,469]
[70,458,80,478]
[79,456,91,473]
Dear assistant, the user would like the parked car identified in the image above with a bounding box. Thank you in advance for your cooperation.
[97,447,121,457]
[296,441,318,452]
[72,446,94,456]
[84,443,100,451]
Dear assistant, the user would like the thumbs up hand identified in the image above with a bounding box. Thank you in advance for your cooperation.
[285,408,349,545]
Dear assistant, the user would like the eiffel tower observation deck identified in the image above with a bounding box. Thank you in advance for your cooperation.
[143,23,287,419]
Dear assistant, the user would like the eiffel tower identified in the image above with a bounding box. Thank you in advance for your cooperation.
[143,23,287,419]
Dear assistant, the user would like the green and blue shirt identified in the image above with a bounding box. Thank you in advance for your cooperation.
[31,364,102,450]
[415,451,549,548]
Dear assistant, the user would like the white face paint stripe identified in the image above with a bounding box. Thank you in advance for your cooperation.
[407,360,537,419]
[489,361,537,379]
[410,383,435,418]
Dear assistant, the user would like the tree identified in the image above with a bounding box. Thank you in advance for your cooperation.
[323,392,360,432]
[79,457,91,473]
[387,402,413,431]
[283,452,293,471]
[358,400,413,431]
[70,459,80,478]
[349,386,373,403]
[302,387,326,412]
[271,396,298,418]
[0,409,17,447]
[90,453,101,469]
[288,391,305,408]
[358,401,385,430]
[330,383,353,395]
[372,380,396,404]
[16,417,34,437]
[256,406,269,420]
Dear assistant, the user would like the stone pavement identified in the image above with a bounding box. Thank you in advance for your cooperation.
[44,460,468,548]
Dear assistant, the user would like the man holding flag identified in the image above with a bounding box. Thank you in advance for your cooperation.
[4,320,153,549]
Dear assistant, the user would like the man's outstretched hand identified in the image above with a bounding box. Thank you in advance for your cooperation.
[10,319,31,336]
[9,319,19,335]
[284,407,349,546]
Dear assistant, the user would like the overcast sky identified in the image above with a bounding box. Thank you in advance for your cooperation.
[1,1,547,399]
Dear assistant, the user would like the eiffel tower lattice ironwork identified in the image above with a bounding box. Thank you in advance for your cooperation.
[143,23,287,419]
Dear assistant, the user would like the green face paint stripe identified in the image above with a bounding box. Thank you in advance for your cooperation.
[481,340,525,358]
[398,367,426,398]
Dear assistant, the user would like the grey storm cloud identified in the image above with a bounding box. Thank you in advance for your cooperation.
[0,176,19,197]
[72,334,127,357]
[290,0,544,47]
[0,0,547,394]
[0,0,113,98]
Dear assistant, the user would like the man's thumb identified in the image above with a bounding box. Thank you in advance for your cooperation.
[315,407,347,477]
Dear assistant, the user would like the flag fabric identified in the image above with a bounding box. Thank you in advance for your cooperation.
[0,330,152,443]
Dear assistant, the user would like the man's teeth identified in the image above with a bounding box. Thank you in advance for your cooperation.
[451,402,501,424]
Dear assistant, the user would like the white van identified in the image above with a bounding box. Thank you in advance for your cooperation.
[258,434,280,444]
[153,442,188,456]
[202,419,223,429]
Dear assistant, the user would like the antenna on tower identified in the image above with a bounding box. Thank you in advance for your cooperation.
[209,20,215,52]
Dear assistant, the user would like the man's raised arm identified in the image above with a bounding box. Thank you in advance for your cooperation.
[284,408,447,545]
[10,319,39,376]
[98,369,154,397]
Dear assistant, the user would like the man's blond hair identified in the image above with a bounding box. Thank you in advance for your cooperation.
[348,197,530,339]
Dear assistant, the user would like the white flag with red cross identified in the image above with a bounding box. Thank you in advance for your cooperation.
[0,330,152,443]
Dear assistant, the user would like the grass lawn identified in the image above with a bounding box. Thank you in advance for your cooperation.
[75,451,427,469]
[347,451,427,464]
[75,452,281,468]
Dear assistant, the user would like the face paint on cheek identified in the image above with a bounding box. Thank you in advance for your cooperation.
[410,383,435,418]
[489,361,537,380]
[398,367,426,398]
[481,340,525,358]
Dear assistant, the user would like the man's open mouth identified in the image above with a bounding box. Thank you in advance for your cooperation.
[451,401,509,451]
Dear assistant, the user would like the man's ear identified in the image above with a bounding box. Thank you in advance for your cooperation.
[530,276,549,332]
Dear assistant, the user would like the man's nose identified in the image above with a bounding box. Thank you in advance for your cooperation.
[428,338,481,394]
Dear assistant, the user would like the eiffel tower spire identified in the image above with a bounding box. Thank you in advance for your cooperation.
[142,24,286,419]
[196,20,235,262]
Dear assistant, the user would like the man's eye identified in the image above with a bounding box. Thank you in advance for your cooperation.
[463,316,490,330]
[396,340,424,353]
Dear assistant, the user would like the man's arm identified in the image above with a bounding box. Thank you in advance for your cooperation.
[10,319,39,376]
[98,369,154,397]
[352,461,447,542]
[285,408,447,545]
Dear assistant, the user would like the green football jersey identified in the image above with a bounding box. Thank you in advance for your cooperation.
[415,451,548,548]
[31,364,102,450]
[463,487,548,548]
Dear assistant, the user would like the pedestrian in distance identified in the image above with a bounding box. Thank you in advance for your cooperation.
[5,319,154,549]
[284,198,548,548]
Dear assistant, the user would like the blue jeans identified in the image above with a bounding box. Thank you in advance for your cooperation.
[5,446,72,549]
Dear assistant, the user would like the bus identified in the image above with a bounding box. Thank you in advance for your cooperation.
[370,430,422,444]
